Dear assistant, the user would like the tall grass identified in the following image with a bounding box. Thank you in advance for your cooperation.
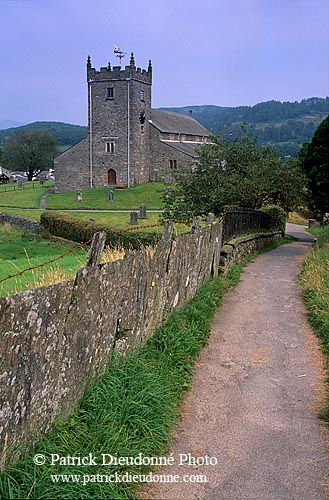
[300,225,329,419]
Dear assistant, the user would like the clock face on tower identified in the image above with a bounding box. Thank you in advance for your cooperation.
[139,111,146,124]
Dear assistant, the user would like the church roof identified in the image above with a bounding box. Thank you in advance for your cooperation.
[150,109,209,136]
[160,140,203,157]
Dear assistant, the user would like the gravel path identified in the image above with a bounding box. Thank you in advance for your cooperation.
[141,223,329,500]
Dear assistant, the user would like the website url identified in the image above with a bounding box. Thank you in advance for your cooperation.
[51,471,208,486]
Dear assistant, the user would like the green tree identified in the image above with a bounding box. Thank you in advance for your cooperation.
[2,130,58,181]
[163,129,305,221]
[266,156,307,213]
[300,115,329,216]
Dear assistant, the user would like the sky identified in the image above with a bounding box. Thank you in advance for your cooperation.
[0,0,328,126]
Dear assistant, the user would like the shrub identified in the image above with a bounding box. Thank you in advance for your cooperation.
[262,205,286,235]
[40,212,161,250]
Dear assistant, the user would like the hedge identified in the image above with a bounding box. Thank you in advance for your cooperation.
[40,212,161,250]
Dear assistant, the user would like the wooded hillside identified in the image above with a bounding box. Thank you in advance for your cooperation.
[163,97,329,156]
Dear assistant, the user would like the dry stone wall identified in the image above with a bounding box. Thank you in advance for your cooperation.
[0,221,222,467]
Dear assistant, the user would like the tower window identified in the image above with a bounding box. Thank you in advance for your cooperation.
[107,87,114,100]
[106,142,115,153]
[140,90,145,101]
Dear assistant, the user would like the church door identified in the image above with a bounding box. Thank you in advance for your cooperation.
[108,168,117,185]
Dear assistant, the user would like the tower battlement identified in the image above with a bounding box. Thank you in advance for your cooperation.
[87,54,152,84]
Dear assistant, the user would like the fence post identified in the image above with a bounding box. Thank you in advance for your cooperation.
[86,231,107,267]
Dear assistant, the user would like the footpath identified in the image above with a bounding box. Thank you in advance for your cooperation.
[141,223,329,500]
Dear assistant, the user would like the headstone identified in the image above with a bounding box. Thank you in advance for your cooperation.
[108,190,114,202]
[9,176,14,184]
[139,204,147,219]
[165,187,172,199]
[130,211,138,225]
[206,213,215,225]
[77,191,82,202]
[191,216,202,234]
[39,175,45,186]
[308,219,316,228]
[17,180,23,189]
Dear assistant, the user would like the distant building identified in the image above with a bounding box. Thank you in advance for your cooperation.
[54,53,210,193]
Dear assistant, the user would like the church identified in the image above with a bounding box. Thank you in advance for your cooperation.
[54,53,210,193]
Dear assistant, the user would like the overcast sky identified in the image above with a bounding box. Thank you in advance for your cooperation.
[1,0,328,125]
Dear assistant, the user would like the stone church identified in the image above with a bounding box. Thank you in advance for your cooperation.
[54,53,210,193]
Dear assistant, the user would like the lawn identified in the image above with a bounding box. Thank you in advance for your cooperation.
[46,182,166,210]
[0,224,88,297]
[0,181,54,208]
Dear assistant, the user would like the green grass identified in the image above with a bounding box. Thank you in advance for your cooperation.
[0,181,54,208]
[0,225,88,297]
[300,224,329,421]
[46,182,166,210]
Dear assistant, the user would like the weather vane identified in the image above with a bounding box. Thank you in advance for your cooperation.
[114,44,126,64]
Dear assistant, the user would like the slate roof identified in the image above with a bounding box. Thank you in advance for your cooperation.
[150,109,209,136]
[160,140,204,157]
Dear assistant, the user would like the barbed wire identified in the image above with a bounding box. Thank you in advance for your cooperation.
[0,222,167,285]
[0,237,94,285]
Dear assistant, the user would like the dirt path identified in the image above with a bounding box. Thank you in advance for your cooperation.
[141,224,329,500]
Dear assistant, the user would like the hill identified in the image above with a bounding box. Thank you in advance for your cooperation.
[163,97,329,156]
[0,121,88,149]
[0,97,328,157]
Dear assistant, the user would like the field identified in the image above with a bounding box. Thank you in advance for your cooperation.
[0,181,54,208]
[0,224,88,297]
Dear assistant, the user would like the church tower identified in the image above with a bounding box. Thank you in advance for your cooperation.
[86,53,152,188]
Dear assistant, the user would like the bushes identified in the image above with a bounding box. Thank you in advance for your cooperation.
[262,205,286,235]
[40,212,161,250]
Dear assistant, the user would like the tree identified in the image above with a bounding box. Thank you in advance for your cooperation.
[163,128,306,221]
[2,130,58,181]
[300,115,329,216]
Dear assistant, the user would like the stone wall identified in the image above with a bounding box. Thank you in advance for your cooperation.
[0,221,222,467]
[54,138,90,193]
[149,125,194,182]
[0,212,41,233]
[219,231,282,274]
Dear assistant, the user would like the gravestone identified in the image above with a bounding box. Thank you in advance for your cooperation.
[39,176,45,186]
[17,180,23,189]
[130,212,138,225]
[108,190,114,202]
[206,213,215,225]
[77,191,82,202]
[191,216,202,234]
[139,204,147,219]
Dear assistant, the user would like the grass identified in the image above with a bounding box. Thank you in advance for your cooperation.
[287,208,316,226]
[0,181,54,208]
[0,224,88,297]
[46,182,166,210]
[300,224,329,421]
